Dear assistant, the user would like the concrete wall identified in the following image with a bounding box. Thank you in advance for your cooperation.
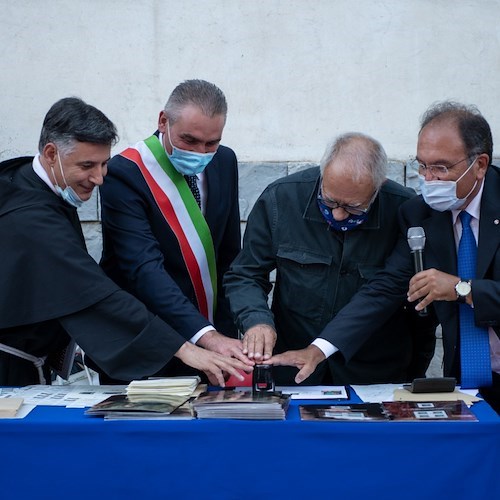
[2,1,500,260]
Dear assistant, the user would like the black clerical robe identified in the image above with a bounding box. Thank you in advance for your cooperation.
[0,157,184,386]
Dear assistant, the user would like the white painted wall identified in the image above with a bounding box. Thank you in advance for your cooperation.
[2,0,499,163]
[2,0,499,261]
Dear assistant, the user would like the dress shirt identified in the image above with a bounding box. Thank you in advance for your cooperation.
[32,154,58,193]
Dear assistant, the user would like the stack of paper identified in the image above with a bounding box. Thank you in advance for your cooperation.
[126,376,201,403]
[85,377,202,420]
[192,390,290,420]
[0,397,24,418]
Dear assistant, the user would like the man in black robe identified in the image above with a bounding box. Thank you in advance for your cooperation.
[0,97,250,386]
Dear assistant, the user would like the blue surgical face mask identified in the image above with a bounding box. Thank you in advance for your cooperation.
[51,151,84,208]
[317,199,369,231]
[165,122,216,175]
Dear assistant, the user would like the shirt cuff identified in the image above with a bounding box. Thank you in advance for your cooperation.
[312,338,339,358]
[190,325,216,345]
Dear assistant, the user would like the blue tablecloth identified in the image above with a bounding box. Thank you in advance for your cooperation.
[1,389,499,500]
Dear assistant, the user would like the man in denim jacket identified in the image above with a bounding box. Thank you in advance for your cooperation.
[225,132,436,385]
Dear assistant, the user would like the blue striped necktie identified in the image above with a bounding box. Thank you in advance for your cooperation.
[457,210,492,388]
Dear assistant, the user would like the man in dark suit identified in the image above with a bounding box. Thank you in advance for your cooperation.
[0,97,251,386]
[100,80,252,378]
[268,102,500,411]
[224,132,436,385]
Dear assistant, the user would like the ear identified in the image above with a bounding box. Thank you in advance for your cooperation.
[41,143,58,165]
[475,153,489,180]
[158,111,168,133]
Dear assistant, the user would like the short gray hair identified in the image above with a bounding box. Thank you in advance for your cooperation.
[38,97,117,155]
[320,132,387,190]
[164,79,228,123]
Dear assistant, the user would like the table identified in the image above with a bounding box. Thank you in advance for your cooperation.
[1,389,499,500]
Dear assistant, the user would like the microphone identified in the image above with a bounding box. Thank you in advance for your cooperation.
[407,226,428,316]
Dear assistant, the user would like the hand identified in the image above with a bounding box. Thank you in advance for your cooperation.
[197,330,254,366]
[242,324,277,361]
[266,345,326,384]
[175,342,253,387]
[407,268,461,311]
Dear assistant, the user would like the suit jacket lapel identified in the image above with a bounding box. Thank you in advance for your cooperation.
[203,157,219,232]
[423,210,457,275]
[477,166,500,278]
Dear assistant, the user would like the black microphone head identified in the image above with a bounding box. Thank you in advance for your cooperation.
[407,226,425,251]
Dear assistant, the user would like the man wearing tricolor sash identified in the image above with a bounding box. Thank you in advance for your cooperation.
[100,80,253,380]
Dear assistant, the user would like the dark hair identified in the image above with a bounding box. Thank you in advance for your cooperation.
[420,101,493,165]
[164,79,227,123]
[38,97,118,153]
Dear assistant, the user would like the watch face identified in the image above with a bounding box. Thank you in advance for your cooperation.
[456,281,471,296]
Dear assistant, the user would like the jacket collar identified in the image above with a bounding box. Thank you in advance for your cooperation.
[477,165,500,277]
[419,165,500,278]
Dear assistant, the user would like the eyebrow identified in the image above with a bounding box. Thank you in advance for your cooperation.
[415,156,453,166]
[77,158,111,167]
[179,133,221,144]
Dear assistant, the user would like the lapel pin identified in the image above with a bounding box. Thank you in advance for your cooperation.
[494,219,499,225]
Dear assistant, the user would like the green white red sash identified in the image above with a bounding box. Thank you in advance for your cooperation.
[120,135,216,322]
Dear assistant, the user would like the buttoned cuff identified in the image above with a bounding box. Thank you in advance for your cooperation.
[312,338,339,358]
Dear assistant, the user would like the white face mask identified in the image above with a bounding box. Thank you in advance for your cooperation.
[51,151,85,208]
[419,158,478,212]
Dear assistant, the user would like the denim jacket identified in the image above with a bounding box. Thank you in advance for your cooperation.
[225,167,436,385]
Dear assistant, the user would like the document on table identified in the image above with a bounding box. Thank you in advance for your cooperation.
[0,385,127,408]
[352,384,481,405]
[351,384,400,403]
[0,391,36,418]
[276,386,348,399]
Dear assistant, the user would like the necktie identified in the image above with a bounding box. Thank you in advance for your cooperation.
[184,175,201,208]
[457,210,492,388]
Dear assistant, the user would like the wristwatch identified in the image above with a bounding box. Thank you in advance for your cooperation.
[455,279,472,303]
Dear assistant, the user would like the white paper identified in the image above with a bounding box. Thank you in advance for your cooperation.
[10,404,36,419]
[0,385,126,407]
[352,384,480,403]
[351,384,401,402]
[276,385,348,399]
[63,386,127,408]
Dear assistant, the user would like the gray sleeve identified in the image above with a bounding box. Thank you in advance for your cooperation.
[224,189,277,334]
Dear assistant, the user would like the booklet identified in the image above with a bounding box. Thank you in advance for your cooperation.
[103,399,196,421]
[192,390,291,420]
[0,397,24,418]
[85,393,190,418]
[300,400,478,422]
[126,376,201,399]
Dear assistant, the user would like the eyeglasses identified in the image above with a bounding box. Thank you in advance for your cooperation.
[317,183,378,216]
[411,156,477,179]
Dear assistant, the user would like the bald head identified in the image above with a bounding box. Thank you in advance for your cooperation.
[320,132,387,190]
